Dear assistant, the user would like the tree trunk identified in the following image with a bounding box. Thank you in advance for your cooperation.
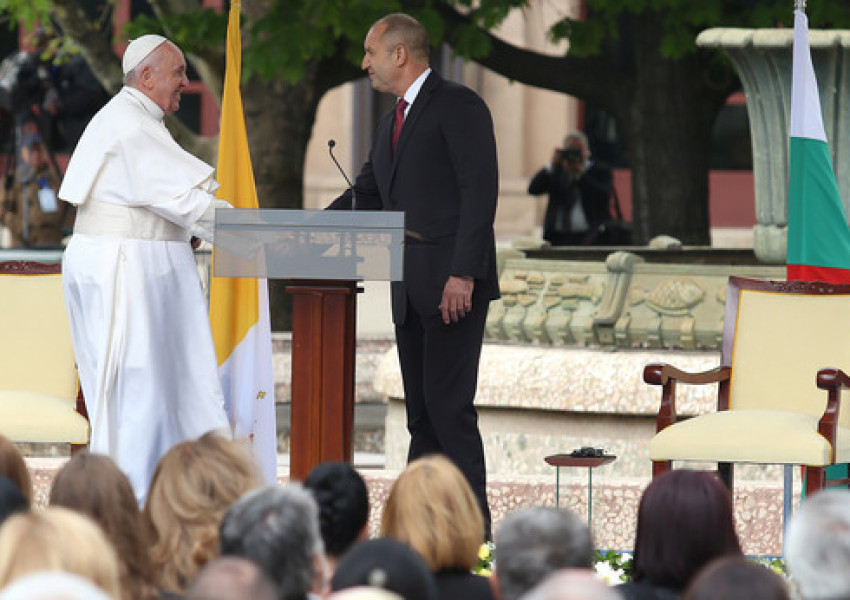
[624,13,728,245]
[242,71,322,330]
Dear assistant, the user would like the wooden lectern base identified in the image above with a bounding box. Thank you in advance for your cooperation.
[286,279,359,481]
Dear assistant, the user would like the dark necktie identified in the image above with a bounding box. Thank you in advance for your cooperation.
[392,98,408,153]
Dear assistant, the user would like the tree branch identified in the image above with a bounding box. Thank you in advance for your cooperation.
[435,4,628,113]
[51,0,124,94]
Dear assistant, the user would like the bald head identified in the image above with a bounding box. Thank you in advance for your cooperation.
[519,570,620,600]
[374,14,430,64]
[361,13,430,98]
[186,557,277,600]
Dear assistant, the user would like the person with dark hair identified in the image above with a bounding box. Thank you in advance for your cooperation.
[331,538,437,600]
[186,556,278,600]
[527,131,614,246]
[617,470,743,600]
[219,484,326,600]
[43,53,108,152]
[0,435,32,504]
[0,132,67,247]
[0,476,27,526]
[49,452,159,600]
[303,462,369,571]
[682,557,789,600]
[494,506,594,600]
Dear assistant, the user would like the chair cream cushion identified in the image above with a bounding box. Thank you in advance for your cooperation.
[0,390,89,444]
[650,409,850,467]
[0,272,77,399]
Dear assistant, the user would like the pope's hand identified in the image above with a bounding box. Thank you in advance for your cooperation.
[439,275,474,324]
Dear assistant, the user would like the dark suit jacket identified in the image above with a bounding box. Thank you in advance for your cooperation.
[329,71,500,324]
[528,161,613,244]
[435,570,495,600]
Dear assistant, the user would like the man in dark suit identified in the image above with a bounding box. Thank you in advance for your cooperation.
[528,131,613,245]
[328,12,499,530]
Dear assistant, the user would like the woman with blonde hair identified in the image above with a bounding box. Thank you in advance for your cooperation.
[0,506,122,599]
[143,431,263,596]
[0,434,32,504]
[381,454,494,600]
[50,452,158,600]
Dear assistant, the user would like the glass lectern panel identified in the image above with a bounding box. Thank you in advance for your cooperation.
[213,209,404,281]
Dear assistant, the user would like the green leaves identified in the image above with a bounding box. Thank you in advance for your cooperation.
[0,0,52,29]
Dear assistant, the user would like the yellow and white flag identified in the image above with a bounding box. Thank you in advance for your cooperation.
[210,1,277,483]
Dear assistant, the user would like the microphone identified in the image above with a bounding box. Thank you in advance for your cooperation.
[328,139,356,211]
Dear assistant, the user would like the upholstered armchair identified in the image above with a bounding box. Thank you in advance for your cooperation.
[0,261,89,451]
[644,276,850,494]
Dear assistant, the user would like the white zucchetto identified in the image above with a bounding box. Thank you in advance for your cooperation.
[122,34,168,75]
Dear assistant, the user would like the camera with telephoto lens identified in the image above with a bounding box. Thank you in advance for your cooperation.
[558,147,583,164]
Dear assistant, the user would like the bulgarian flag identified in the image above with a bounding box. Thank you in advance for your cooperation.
[786,6,850,282]
[787,5,850,489]
[209,1,277,483]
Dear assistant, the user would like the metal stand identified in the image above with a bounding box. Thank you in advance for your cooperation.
[545,454,617,529]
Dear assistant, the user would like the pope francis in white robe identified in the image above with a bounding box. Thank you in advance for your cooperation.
[59,35,231,505]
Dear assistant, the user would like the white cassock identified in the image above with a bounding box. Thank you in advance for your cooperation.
[59,86,231,505]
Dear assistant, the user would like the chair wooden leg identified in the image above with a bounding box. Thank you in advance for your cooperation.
[718,462,734,492]
[805,466,826,495]
[652,460,671,479]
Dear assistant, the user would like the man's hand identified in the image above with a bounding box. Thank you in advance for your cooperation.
[439,275,474,324]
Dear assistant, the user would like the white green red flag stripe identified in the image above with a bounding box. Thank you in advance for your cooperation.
[786,7,850,282]
[209,1,277,483]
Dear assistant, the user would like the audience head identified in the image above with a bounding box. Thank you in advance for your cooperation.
[186,556,277,600]
[331,538,437,600]
[0,506,121,598]
[682,556,789,600]
[0,435,32,504]
[380,454,483,572]
[303,461,370,559]
[50,452,158,600]
[144,431,263,595]
[0,572,115,600]
[518,569,621,600]
[631,470,742,591]
[329,589,404,600]
[220,483,324,600]
[494,506,594,600]
[0,476,27,525]
[786,489,850,599]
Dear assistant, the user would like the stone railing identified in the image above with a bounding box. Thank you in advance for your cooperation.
[485,250,785,350]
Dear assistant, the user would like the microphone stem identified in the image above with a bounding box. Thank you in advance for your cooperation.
[328,141,356,211]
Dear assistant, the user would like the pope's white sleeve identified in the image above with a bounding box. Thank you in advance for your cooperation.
[145,184,213,230]
[190,199,234,243]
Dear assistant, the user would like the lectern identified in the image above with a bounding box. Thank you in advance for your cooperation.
[214,209,404,480]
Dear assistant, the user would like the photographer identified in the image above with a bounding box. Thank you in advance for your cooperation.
[0,133,68,247]
[527,131,614,245]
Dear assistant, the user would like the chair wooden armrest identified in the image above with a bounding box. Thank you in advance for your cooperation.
[816,367,850,461]
[643,363,732,432]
